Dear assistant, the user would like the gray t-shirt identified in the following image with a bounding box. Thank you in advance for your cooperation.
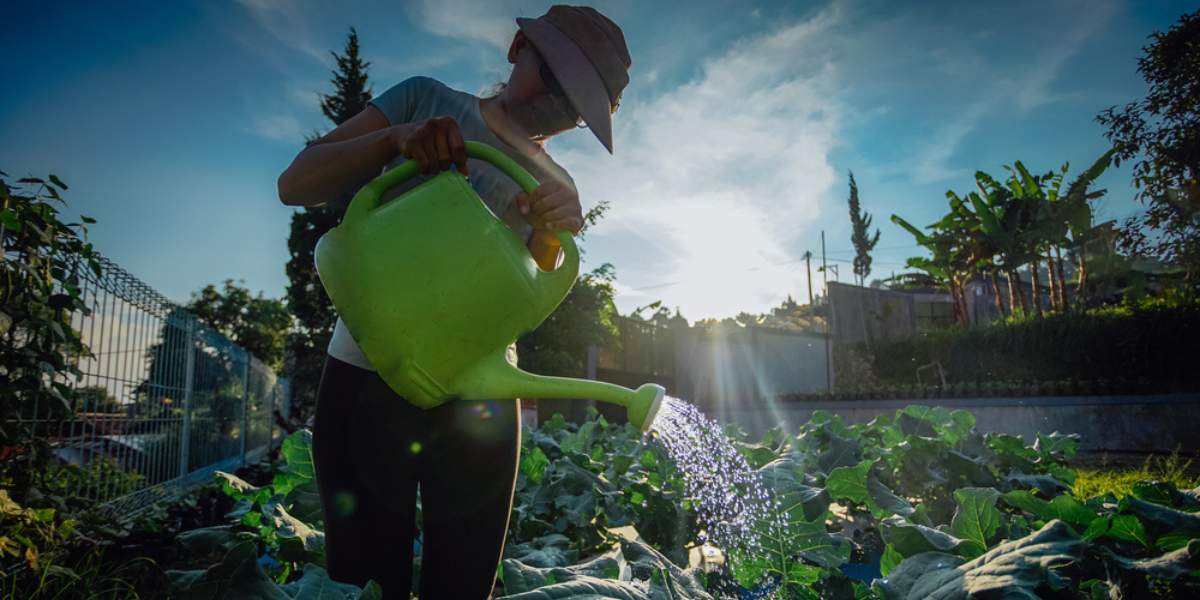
[326,76,571,371]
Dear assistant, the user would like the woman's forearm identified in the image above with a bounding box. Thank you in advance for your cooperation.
[278,125,409,208]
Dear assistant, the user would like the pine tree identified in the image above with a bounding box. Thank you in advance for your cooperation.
[283,27,373,422]
[847,171,880,286]
[319,27,373,127]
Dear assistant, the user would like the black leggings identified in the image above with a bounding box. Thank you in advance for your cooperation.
[312,355,521,600]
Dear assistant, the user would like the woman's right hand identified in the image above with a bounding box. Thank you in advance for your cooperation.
[393,117,470,177]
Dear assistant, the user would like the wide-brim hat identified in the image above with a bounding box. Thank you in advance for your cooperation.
[516,5,631,154]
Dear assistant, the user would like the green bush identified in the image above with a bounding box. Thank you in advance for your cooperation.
[0,465,157,599]
[1,172,101,491]
[866,300,1200,391]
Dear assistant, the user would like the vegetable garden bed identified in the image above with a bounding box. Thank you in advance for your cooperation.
[145,403,1200,599]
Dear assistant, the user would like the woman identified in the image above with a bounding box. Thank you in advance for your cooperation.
[275,5,631,599]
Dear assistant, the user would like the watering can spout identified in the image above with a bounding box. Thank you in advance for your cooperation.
[454,347,666,432]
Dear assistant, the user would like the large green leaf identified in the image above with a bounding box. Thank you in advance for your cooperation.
[949,488,1002,558]
[272,430,323,525]
[1102,538,1200,581]
[867,476,916,519]
[1033,432,1080,461]
[880,516,965,557]
[1013,161,1042,200]
[497,577,650,600]
[175,525,257,557]
[1101,514,1152,547]
[1123,496,1200,536]
[265,499,326,563]
[216,471,271,504]
[986,434,1039,472]
[1005,473,1070,498]
[1003,491,1098,530]
[621,539,713,599]
[759,457,831,522]
[790,519,853,569]
[731,507,845,593]
[275,430,316,492]
[283,480,323,526]
[810,424,864,474]
[880,544,905,577]
[875,520,1082,600]
[1133,481,1200,510]
[560,420,600,457]
[874,552,963,599]
[966,191,1004,239]
[505,533,578,568]
[521,446,551,485]
[903,257,948,280]
[168,541,290,600]
[281,564,382,600]
[891,215,930,246]
[500,549,624,595]
[827,460,874,506]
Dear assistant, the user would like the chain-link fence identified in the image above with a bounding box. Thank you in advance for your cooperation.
[26,252,289,518]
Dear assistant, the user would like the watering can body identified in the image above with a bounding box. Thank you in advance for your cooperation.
[314,142,663,431]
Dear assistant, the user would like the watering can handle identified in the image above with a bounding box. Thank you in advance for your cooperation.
[343,141,580,301]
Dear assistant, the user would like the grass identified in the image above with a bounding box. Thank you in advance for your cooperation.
[1072,450,1198,500]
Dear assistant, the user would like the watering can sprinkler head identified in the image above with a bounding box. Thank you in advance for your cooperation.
[627,383,667,433]
[314,141,668,431]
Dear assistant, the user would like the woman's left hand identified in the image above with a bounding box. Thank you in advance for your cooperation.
[513,179,583,235]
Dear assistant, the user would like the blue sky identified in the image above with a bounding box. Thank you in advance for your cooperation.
[2,0,1192,323]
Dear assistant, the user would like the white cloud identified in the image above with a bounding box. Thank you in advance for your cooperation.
[285,82,323,110]
[409,0,524,52]
[906,0,1117,183]
[247,113,307,143]
[553,5,846,320]
[910,99,992,184]
[609,280,647,299]
[235,0,330,66]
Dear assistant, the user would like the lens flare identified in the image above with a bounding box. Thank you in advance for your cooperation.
[332,491,357,518]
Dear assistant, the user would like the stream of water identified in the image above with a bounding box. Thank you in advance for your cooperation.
[647,396,790,598]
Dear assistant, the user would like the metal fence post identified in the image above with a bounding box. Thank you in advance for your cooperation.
[178,317,196,478]
[268,385,276,452]
[240,354,250,464]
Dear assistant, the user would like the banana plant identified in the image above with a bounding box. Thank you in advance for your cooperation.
[893,149,1116,323]
[891,201,982,324]
[965,171,1038,317]
[1057,149,1116,306]
[1002,161,1056,315]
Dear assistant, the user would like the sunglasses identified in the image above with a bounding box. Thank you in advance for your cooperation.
[534,50,588,129]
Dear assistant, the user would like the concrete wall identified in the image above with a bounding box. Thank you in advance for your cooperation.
[672,326,830,408]
[706,394,1200,455]
[828,281,953,345]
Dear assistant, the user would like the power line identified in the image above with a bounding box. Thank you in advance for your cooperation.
[628,250,913,292]
[823,244,921,254]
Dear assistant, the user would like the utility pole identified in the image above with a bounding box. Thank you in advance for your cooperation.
[820,231,828,295]
[803,251,813,305]
[821,231,832,393]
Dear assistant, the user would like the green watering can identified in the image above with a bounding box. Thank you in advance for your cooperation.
[314,141,664,431]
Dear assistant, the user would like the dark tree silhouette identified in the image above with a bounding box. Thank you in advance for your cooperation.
[847,171,880,286]
[283,27,373,421]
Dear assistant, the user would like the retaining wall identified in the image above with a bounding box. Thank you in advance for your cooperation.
[705,394,1200,455]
